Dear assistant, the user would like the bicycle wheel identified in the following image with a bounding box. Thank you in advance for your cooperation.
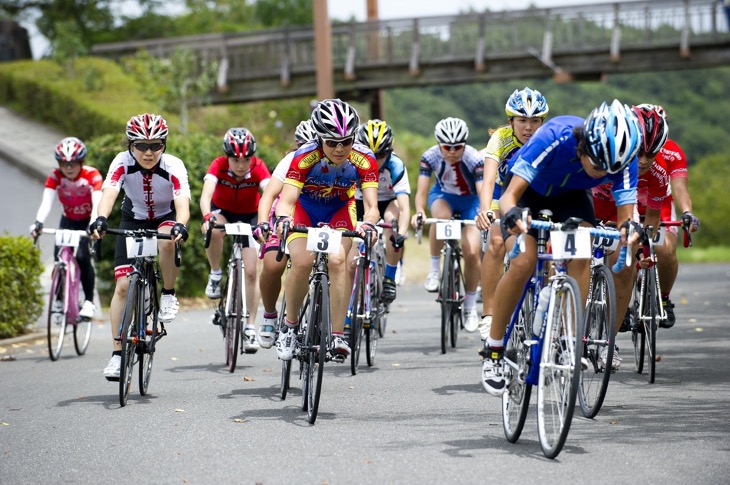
[579,265,617,419]
[225,261,243,373]
[366,297,381,367]
[305,276,328,424]
[631,278,645,373]
[73,314,92,356]
[450,258,462,349]
[440,247,453,354]
[349,264,365,375]
[502,287,534,443]
[645,266,658,384]
[278,296,292,401]
[119,275,140,407]
[139,280,158,396]
[47,265,67,361]
[537,276,583,459]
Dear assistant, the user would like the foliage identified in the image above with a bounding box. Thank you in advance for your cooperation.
[122,48,218,135]
[50,20,88,77]
[0,236,44,338]
[686,153,729,246]
[255,0,312,28]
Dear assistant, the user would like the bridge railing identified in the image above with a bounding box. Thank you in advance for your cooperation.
[91,0,729,85]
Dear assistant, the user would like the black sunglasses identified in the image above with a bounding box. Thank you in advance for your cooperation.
[441,143,465,151]
[132,141,165,152]
[322,137,354,148]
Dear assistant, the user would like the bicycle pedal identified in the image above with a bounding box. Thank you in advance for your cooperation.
[331,353,346,364]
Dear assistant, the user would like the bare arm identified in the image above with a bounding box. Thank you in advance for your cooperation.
[199,178,216,216]
[411,175,431,228]
[361,186,380,226]
[395,193,411,237]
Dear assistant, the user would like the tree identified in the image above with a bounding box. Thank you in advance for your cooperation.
[254,0,312,28]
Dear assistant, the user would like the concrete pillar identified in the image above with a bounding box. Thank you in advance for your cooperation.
[313,0,334,100]
[367,0,385,119]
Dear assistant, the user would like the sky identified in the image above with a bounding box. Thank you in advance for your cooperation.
[25,0,604,59]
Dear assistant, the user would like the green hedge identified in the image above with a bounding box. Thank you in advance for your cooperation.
[0,236,44,338]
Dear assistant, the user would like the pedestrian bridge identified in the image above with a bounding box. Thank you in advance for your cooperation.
[92,0,730,104]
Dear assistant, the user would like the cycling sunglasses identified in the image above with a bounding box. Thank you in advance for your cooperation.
[322,136,354,148]
[132,141,165,152]
[440,143,465,151]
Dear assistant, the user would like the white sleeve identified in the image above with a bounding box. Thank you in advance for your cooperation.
[35,188,56,223]
[273,152,294,183]
[90,189,103,221]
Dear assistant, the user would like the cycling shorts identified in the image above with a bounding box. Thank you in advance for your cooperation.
[114,213,177,279]
[210,204,257,249]
[427,187,480,220]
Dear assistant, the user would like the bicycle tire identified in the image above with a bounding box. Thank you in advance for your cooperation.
[631,279,645,373]
[450,257,462,349]
[502,286,534,443]
[537,276,583,459]
[73,316,92,356]
[119,274,140,407]
[373,252,388,338]
[139,277,157,396]
[579,264,617,419]
[47,265,67,361]
[366,297,380,367]
[646,266,658,383]
[440,247,453,354]
[349,263,365,375]
[306,277,327,424]
[278,296,291,400]
[225,261,242,373]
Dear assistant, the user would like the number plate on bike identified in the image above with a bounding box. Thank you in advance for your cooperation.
[306,228,342,254]
[592,235,619,251]
[224,223,252,236]
[126,236,158,258]
[55,230,81,248]
[550,229,591,259]
[436,221,461,240]
[653,227,666,245]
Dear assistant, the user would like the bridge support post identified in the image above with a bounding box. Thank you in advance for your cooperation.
[313,0,334,99]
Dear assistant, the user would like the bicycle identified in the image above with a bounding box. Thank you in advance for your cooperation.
[277,221,360,424]
[501,213,625,458]
[629,220,691,383]
[578,224,621,418]
[35,228,94,361]
[416,214,475,354]
[100,227,181,407]
[204,221,255,373]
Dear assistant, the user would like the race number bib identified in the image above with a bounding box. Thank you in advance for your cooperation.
[592,234,620,251]
[55,230,81,248]
[306,228,342,254]
[126,236,158,258]
[224,223,252,236]
[653,227,666,245]
[550,229,591,259]
[436,221,461,240]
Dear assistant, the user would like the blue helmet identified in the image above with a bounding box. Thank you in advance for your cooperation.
[505,87,549,118]
[584,99,642,174]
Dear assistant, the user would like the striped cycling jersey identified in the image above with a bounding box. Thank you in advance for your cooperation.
[508,115,638,206]
[103,151,191,220]
[419,145,484,196]
[44,166,103,220]
[355,152,411,201]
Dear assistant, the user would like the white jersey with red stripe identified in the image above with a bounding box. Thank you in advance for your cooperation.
[102,151,191,220]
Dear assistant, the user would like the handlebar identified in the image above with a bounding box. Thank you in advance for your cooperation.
[98,227,182,268]
[275,221,363,262]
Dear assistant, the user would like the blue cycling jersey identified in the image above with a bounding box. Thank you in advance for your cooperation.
[507,116,638,206]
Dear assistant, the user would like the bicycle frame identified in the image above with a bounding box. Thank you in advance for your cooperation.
[57,245,81,324]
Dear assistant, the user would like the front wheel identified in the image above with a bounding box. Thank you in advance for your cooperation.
[537,277,583,459]
[305,278,328,424]
[119,275,140,407]
[224,263,243,373]
[645,267,658,384]
[439,248,454,354]
[631,279,645,374]
[139,282,158,396]
[579,265,616,419]
[73,316,92,356]
[47,266,68,361]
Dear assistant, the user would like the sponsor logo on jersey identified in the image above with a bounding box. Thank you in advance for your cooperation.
[296,150,321,170]
[349,152,372,170]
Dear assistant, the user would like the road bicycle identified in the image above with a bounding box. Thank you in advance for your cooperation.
[204,221,256,373]
[416,214,476,354]
[501,212,625,458]
[277,221,360,424]
[36,228,93,361]
[630,220,691,383]
[101,227,181,407]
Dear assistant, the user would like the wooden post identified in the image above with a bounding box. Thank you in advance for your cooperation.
[367,0,385,119]
[313,0,334,100]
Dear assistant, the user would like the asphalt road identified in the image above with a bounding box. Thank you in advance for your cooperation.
[1,263,729,484]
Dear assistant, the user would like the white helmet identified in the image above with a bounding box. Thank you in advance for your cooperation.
[434,117,469,144]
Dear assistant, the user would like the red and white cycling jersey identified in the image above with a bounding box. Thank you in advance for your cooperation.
[103,151,191,220]
[592,157,669,222]
[44,166,103,220]
[204,155,271,213]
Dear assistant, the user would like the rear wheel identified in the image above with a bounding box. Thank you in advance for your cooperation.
[139,281,157,396]
[47,266,67,361]
[632,278,645,373]
[537,277,583,459]
[278,296,291,401]
[349,265,365,375]
[119,275,140,407]
[366,297,381,367]
[646,267,658,384]
[502,287,534,443]
[450,260,462,349]
[579,265,616,419]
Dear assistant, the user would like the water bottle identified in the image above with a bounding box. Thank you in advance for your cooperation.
[532,286,551,336]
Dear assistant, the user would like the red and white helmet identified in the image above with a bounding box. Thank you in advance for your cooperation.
[126,113,169,141]
[54,137,87,163]
[223,128,256,158]
[632,105,669,156]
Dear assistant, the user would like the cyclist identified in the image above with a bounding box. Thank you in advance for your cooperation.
[480,100,642,396]
[642,105,700,328]
[252,119,317,349]
[475,87,549,341]
[200,127,270,353]
[410,117,484,332]
[274,99,379,362]
[592,104,670,367]
[89,114,191,381]
[354,119,411,304]
[30,137,103,321]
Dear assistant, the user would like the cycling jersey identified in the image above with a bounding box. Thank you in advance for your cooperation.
[658,139,687,181]
[204,155,271,214]
[508,115,638,206]
[482,125,523,200]
[103,151,191,220]
[419,145,484,196]
[592,156,669,222]
[43,166,103,220]
[355,152,411,201]
[272,152,295,183]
